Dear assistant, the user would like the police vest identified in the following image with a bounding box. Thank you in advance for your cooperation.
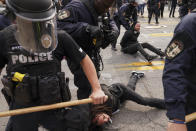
[2,25,61,76]
[1,25,71,106]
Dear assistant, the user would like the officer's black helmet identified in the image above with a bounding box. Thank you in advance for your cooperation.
[6,0,56,21]
[5,0,58,53]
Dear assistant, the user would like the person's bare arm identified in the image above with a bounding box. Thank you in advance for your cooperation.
[167,119,187,131]
[80,55,108,104]
[167,123,187,131]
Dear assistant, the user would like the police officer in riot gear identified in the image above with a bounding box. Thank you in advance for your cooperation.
[163,5,196,131]
[57,0,119,99]
[147,0,160,24]
[112,0,138,50]
[0,0,108,130]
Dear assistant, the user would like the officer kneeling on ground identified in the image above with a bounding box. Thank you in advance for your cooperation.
[0,0,107,130]
[163,5,196,131]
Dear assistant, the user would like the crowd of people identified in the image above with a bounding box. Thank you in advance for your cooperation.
[0,0,196,131]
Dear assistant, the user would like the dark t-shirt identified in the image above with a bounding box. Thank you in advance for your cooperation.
[0,26,86,70]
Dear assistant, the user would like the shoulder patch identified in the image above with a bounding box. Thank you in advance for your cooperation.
[165,40,184,59]
[58,10,70,20]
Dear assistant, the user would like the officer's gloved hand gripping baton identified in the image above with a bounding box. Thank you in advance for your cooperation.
[0,98,93,117]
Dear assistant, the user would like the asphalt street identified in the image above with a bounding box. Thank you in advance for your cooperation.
[0,5,180,131]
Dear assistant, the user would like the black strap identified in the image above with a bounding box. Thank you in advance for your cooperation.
[80,0,98,24]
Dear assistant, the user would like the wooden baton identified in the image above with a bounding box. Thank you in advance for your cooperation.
[0,98,93,117]
[186,112,196,123]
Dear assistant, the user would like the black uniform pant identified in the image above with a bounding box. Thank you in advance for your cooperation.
[74,67,92,99]
[148,7,159,23]
[121,42,164,60]
[110,75,165,109]
[159,3,165,18]
[169,5,176,17]
[111,16,121,48]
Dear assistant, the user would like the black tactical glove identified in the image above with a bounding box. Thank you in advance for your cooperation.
[106,30,119,43]
[86,25,101,38]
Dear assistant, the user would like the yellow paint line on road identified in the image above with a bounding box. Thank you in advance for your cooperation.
[116,65,164,71]
[149,33,173,37]
[116,61,165,67]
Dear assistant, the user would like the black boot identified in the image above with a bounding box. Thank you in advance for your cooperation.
[158,49,165,58]
[111,46,117,51]
[146,55,158,62]
[111,41,117,51]
[132,71,144,79]
[148,19,151,24]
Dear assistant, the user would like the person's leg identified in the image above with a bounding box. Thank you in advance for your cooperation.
[141,42,165,57]
[168,1,171,11]
[155,8,159,24]
[169,6,173,17]
[121,43,138,54]
[172,5,176,17]
[158,7,161,17]
[148,8,152,24]
[127,71,144,91]
[111,40,118,51]
[74,67,92,99]
[137,43,157,61]
[161,5,165,18]
[111,18,120,51]
[118,84,166,109]
[6,103,38,131]
[141,4,144,16]
[5,118,13,131]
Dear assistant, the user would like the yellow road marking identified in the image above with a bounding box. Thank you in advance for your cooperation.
[149,33,173,37]
[116,65,164,71]
[116,61,165,67]
[115,60,165,71]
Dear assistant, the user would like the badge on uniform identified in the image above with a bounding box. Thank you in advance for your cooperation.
[165,40,184,59]
[57,10,70,20]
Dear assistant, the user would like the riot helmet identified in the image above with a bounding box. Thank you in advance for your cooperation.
[5,0,58,53]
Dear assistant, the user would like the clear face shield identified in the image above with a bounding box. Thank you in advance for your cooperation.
[15,16,58,53]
